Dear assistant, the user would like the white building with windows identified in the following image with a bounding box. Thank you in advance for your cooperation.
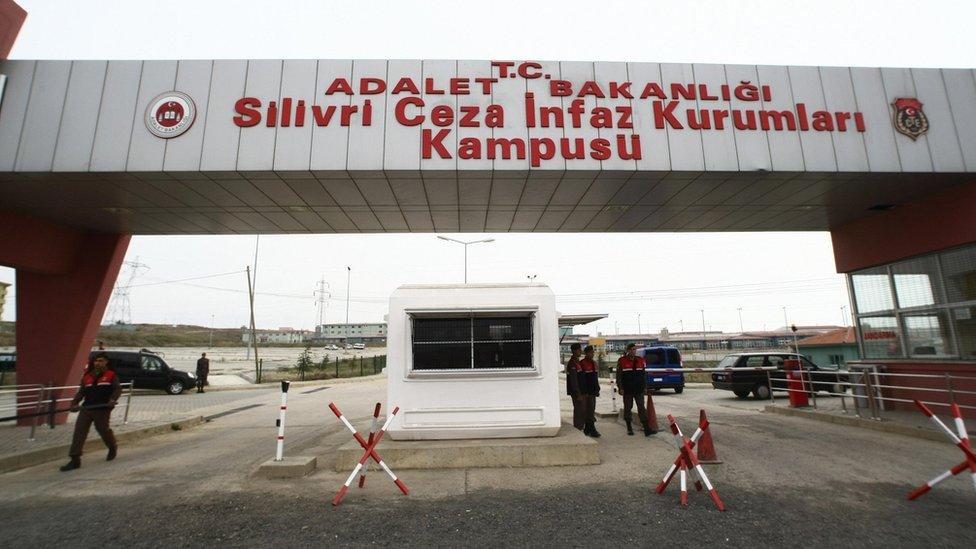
[313,322,387,344]
[386,283,560,440]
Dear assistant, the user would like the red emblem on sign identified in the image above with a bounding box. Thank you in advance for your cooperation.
[892,97,928,141]
[145,91,196,138]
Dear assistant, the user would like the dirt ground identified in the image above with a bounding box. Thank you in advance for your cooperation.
[1,379,973,547]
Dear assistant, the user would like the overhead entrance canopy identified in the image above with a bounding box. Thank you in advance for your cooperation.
[1,59,974,235]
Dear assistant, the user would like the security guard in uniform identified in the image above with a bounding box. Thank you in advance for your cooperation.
[578,345,601,437]
[60,352,121,471]
[616,343,655,436]
[566,343,585,430]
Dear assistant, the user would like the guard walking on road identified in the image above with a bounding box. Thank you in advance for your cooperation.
[616,343,655,436]
[60,352,121,471]
[196,352,210,393]
[578,345,601,437]
[566,343,585,430]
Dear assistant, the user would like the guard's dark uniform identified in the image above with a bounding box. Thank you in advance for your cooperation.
[566,355,584,430]
[68,368,121,459]
[196,356,210,393]
[578,357,601,436]
[616,354,650,435]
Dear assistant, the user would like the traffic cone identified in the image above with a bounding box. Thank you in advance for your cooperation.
[646,392,660,432]
[696,409,722,464]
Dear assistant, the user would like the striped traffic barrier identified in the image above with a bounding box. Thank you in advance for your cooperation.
[660,414,726,511]
[328,402,409,507]
[274,381,290,461]
[358,402,382,488]
[655,415,707,494]
[908,400,976,500]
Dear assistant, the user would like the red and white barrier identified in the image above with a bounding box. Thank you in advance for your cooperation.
[908,400,976,500]
[328,402,409,507]
[358,402,382,488]
[656,414,725,511]
[274,381,290,461]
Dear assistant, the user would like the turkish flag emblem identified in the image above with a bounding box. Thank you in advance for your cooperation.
[892,97,929,140]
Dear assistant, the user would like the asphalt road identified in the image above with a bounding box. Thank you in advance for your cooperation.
[1,380,973,547]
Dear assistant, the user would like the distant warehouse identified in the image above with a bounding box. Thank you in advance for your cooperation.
[311,323,387,346]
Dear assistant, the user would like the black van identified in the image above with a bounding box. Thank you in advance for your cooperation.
[91,349,196,395]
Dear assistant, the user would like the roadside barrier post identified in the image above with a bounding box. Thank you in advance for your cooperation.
[358,402,382,488]
[908,400,976,500]
[655,414,725,511]
[609,376,618,412]
[329,402,409,507]
[275,381,290,461]
[784,359,809,408]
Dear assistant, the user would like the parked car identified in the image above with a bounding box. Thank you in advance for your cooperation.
[710,352,847,399]
[0,352,14,372]
[638,345,685,393]
[90,349,196,395]
[353,343,366,350]
[327,344,339,351]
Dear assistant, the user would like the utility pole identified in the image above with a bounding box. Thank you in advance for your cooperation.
[737,307,744,333]
[246,266,260,382]
[840,305,848,327]
[345,267,351,344]
[700,309,706,350]
[209,313,215,348]
[246,236,260,360]
[782,306,789,331]
[107,257,149,325]
[637,313,642,334]
[314,276,330,334]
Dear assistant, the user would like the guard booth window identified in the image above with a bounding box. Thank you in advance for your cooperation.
[411,315,533,371]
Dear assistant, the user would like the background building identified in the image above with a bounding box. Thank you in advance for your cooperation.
[563,326,843,354]
[796,327,860,368]
[312,323,387,346]
[241,327,310,344]
[0,281,8,319]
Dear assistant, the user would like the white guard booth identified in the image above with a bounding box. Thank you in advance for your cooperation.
[386,283,561,440]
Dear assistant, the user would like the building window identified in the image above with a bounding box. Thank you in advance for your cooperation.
[828,354,845,367]
[411,314,533,371]
[849,242,976,360]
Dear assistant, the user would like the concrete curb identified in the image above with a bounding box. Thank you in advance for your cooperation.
[763,405,944,443]
[202,372,386,392]
[0,415,205,474]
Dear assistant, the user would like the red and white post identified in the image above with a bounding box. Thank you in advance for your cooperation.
[358,402,382,488]
[655,414,725,511]
[274,381,290,461]
[329,402,409,507]
[908,400,976,499]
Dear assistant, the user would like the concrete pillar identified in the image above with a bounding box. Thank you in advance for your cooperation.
[0,210,129,424]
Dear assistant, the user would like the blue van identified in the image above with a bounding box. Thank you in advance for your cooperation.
[639,345,685,394]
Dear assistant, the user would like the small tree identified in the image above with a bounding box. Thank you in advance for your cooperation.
[296,345,313,381]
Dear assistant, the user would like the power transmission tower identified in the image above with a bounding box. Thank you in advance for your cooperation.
[314,276,331,334]
[106,257,149,325]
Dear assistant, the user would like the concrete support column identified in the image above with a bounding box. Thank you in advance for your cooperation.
[1,211,130,425]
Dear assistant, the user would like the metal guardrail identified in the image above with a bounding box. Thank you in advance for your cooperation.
[0,382,134,441]
[757,367,976,421]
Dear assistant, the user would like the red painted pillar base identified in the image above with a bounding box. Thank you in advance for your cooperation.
[1,212,130,425]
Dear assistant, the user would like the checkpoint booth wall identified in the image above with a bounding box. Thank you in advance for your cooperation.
[386,283,560,440]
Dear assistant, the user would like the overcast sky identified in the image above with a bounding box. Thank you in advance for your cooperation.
[2,0,974,336]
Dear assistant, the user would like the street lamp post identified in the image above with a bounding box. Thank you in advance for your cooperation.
[737,307,744,333]
[436,236,495,283]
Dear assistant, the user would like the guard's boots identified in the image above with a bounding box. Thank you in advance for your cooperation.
[106,444,117,461]
[625,420,634,436]
[585,421,601,438]
[59,457,80,472]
